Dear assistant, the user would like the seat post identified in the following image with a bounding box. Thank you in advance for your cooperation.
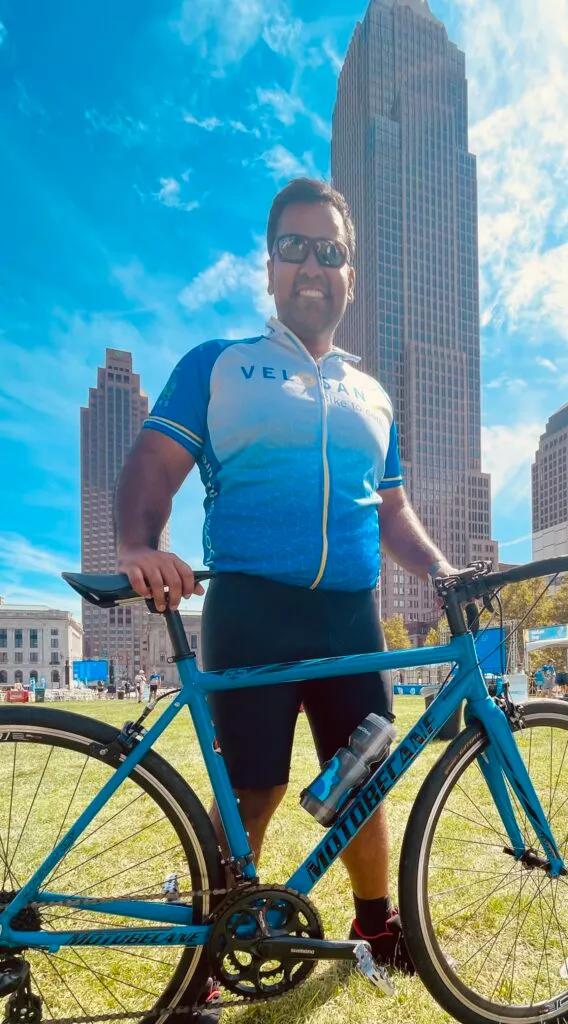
[163,609,191,660]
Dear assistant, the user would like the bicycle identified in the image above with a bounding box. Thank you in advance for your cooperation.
[0,556,567,1024]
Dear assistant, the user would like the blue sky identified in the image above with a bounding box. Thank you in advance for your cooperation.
[1,0,567,618]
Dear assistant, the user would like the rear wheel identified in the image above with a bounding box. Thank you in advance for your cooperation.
[400,700,568,1024]
[0,707,224,1023]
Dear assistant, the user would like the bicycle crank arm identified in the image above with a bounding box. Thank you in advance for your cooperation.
[253,936,368,961]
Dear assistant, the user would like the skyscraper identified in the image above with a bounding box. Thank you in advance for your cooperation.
[532,403,568,561]
[80,349,168,672]
[332,0,497,634]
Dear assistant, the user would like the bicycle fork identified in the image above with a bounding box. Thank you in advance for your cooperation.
[472,698,566,878]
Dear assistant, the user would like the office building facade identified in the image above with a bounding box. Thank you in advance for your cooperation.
[332,0,497,634]
[532,403,568,561]
[80,349,168,672]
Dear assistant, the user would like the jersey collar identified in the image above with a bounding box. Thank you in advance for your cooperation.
[266,316,361,364]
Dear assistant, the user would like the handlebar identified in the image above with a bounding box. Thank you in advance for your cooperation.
[435,555,568,605]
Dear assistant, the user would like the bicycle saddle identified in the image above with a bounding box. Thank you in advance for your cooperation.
[62,571,213,608]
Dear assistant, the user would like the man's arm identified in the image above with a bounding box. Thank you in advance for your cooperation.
[379,485,455,581]
[114,429,203,611]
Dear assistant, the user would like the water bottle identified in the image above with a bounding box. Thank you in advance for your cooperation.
[300,713,396,826]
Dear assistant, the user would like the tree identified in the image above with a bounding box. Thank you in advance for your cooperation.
[424,626,440,647]
[382,614,411,651]
[498,578,554,631]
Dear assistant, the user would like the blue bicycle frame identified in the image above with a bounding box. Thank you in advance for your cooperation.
[1,628,565,954]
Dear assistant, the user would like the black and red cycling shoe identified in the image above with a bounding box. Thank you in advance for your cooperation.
[349,907,415,975]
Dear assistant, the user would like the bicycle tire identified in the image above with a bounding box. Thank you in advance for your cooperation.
[399,699,568,1024]
[0,706,224,1024]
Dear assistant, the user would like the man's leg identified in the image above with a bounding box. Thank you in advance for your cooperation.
[340,803,389,898]
[209,785,287,877]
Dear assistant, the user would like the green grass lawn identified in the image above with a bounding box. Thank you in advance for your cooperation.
[2,695,565,1024]
[9,697,456,1023]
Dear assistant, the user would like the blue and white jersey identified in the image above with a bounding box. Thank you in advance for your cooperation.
[143,316,403,591]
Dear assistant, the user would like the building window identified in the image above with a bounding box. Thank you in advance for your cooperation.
[15,630,23,649]
[29,671,38,683]
[29,629,38,648]
[51,629,59,637]
[29,652,38,663]
[51,638,59,649]
[14,671,24,684]
[0,630,6,648]
[190,634,198,650]
[14,652,23,664]
[0,671,7,686]
[50,653,60,665]
[51,670,60,684]
[0,652,6,664]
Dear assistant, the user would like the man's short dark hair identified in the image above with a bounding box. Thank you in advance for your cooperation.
[266,178,356,262]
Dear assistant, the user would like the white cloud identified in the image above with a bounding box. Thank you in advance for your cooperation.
[178,243,273,318]
[173,0,304,68]
[183,112,222,131]
[256,86,331,139]
[481,422,542,500]
[535,356,558,372]
[258,144,319,181]
[84,107,148,144]
[0,533,64,577]
[183,111,260,137]
[456,0,568,341]
[261,12,303,56]
[153,176,199,213]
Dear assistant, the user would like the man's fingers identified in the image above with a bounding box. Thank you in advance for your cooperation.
[161,563,184,610]
[125,566,151,598]
[144,566,168,611]
[175,559,198,599]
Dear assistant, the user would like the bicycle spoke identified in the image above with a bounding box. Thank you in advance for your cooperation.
[72,843,180,897]
[48,814,166,887]
[7,745,55,873]
[420,709,568,1017]
[455,777,508,842]
[40,950,89,1015]
[2,743,18,889]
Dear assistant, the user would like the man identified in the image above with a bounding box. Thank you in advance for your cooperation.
[149,671,160,700]
[115,178,455,1021]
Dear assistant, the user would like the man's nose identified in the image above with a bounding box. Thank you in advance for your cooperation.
[302,246,322,273]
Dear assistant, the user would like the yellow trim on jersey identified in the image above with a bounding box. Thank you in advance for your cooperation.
[146,415,203,446]
[310,375,331,590]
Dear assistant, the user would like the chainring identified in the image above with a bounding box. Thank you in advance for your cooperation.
[208,884,323,1001]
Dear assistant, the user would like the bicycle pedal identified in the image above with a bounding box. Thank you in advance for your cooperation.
[353,941,395,996]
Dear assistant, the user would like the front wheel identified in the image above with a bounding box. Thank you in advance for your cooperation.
[400,700,568,1024]
[0,706,224,1024]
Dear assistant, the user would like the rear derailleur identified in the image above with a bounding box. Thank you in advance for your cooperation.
[0,958,41,1024]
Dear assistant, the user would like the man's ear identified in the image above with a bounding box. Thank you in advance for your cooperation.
[267,257,274,295]
[347,265,355,303]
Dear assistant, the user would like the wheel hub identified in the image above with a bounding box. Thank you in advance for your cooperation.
[208,884,323,1001]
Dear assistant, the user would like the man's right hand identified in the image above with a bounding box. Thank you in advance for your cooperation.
[117,547,205,612]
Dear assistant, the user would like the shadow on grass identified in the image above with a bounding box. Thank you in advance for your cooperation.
[223,961,353,1023]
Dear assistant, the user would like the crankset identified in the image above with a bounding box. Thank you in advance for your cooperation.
[208,884,323,1000]
[208,884,394,1001]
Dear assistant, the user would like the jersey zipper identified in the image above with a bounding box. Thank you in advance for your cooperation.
[276,324,333,590]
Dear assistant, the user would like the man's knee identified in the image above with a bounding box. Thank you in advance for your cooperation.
[235,784,287,825]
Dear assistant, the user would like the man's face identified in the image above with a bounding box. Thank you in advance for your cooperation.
[267,201,355,343]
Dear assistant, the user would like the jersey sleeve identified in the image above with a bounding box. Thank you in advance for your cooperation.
[378,420,403,490]
[143,343,216,457]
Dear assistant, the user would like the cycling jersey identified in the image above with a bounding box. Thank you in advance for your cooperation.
[143,316,402,590]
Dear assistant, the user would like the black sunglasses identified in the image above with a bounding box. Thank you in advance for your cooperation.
[274,234,350,269]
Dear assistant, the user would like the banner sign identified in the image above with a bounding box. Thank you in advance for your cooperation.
[73,659,109,683]
[526,624,568,644]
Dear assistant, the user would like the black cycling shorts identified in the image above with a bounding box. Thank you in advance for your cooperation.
[201,573,392,790]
